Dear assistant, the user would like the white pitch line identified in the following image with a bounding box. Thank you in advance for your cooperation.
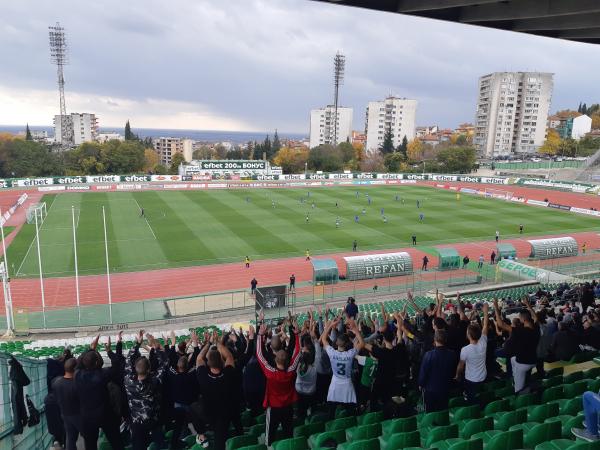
[16,197,57,277]
[133,197,157,240]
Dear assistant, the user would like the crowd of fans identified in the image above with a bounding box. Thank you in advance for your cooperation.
[42,280,600,450]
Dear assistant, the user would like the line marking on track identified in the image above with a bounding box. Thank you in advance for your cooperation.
[16,197,57,277]
[133,197,157,240]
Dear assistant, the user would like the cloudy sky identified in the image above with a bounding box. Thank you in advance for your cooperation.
[1,0,599,134]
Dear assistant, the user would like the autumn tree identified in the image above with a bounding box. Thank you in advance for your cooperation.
[407,138,424,162]
[169,152,186,174]
[359,151,385,172]
[273,147,309,173]
[436,146,477,173]
[384,152,405,172]
[193,145,215,160]
[539,129,561,155]
[592,114,600,130]
[143,148,159,172]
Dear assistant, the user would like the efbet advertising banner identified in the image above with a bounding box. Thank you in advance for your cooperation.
[528,237,578,260]
[13,178,54,187]
[344,252,413,281]
[86,175,121,183]
[255,285,287,311]
[199,160,266,170]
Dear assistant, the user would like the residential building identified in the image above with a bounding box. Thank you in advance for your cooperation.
[96,132,124,143]
[351,130,366,147]
[365,96,417,152]
[54,113,99,146]
[474,72,553,157]
[555,114,592,140]
[309,105,353,148]
[416,125,438,138]
[153,137,193,166]
[422,134,441,146]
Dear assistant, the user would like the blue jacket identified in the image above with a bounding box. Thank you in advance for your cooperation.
[418,346,457,393]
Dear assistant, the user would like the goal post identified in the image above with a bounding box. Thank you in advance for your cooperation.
[484,188,513,201]
[26,202,47,225]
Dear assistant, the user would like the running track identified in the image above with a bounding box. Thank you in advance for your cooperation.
[0,182,598,312]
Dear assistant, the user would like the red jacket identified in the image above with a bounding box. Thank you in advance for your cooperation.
[256,334,301,408]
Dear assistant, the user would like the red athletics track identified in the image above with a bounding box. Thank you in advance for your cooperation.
[0,183,598,312]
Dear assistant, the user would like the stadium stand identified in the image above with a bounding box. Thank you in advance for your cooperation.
[1,280,600,450]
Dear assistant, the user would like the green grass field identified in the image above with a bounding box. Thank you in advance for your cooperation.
[6,186,598,278]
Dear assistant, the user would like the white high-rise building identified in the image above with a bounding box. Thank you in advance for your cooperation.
[365,97,417,152]
[54,113,99,146]
[474,72,553,157]
[309,106,353,148]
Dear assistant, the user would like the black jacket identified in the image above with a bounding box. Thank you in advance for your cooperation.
[9,356,30,434]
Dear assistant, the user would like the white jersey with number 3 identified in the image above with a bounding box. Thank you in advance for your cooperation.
[325,346,357,403]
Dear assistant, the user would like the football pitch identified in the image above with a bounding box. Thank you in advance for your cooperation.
[6,186,598,278]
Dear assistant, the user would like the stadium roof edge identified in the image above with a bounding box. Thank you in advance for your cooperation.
[310,0,600,45]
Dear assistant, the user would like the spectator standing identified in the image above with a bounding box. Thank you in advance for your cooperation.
[345,297,358,320]
[75,336,124,450]
[419,330,457,412]
[196,330,237,450]
[52,358,80,450]
[124,331,169,450]
[422,256,429,271]
[321,317,364,416]
[462,255,470,269]
[289,274,296,292]
[490,251,496,265]
[494,299,540,393]
[256,323,301,446]
[478,255,484,269]
[251,278,258,296]
[455,303,489,404]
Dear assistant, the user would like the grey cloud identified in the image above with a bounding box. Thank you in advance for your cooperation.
[0,0,599,132]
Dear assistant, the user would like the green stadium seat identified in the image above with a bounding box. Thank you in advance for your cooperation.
[564,380,588,398]
[451,405,481,423]
[484,399,510,416]
[418,410,450,429]
[378,430,421,450]
[527,403,559,422]
[542,385,564,403]
[512,392,540,410]
[325,416,356,432]
[589,379,600,393]
[424,424,458,448]
[449,396,469,408]
[236,445,267,450]
[248,424,265,437]
[564,372,584,384]
[307,412,329,424]
[485,429,523,450]
[294,422,325,439]
[535,440,579,450]
[492,409,527,431]
[449,438,484,450]
[545,367,564,378]
[271,436,307,450]
[542,375,563,389]
[459,417,493,440]
[523,421,561,449]
[345,423,381,442]
[337,437,379,450]
[584,367,600,379]
[561,414,584,439]
[308,429,345,449]
[357,411,384,426]
[381,416,417,437]
[560,397,583,416]
[226,434,257,450]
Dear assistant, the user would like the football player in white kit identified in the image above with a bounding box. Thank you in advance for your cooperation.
[321,316,364,416]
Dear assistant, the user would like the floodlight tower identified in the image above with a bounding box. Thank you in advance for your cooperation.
[49,22,69,146]
[332,52,345,146]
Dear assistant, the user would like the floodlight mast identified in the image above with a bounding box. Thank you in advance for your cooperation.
[333,52,345,146]
[49,22,69,146]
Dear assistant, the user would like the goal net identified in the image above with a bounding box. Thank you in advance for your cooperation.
[484,188,513,201]
[26,202,47,225]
